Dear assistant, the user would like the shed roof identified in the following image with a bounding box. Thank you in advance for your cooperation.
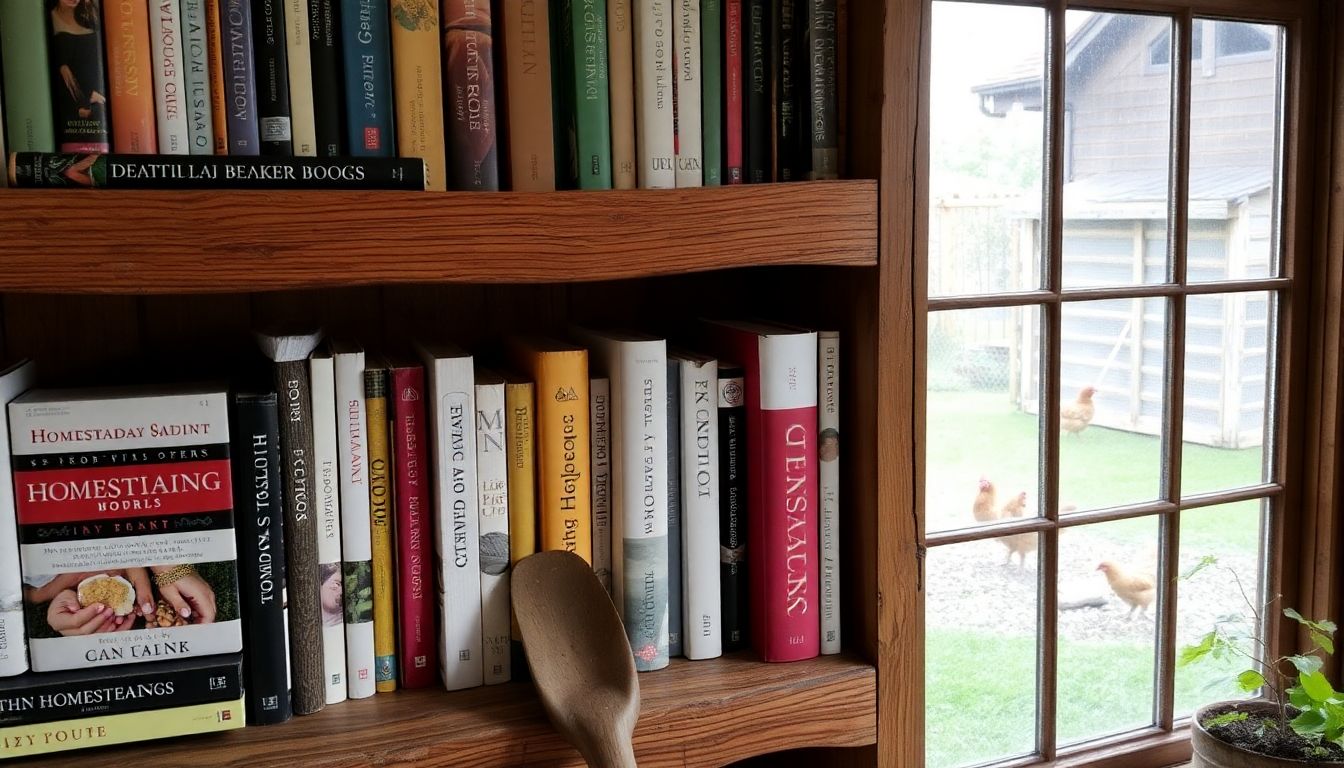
[1001,167,1272,220]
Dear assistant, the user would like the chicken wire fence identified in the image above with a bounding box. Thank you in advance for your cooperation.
[927,311,1015,393]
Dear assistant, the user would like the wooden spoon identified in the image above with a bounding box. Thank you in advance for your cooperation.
[512,550,640,768]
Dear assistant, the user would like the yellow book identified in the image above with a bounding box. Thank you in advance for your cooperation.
[390,0,448,191]
[365,365,398,693]
[0,697,244,760]
[509,338,592,562]
[505,375,537,643]
[205,0,229,153]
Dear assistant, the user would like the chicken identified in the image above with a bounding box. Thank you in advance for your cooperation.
[1096,560,1157,619]
[998,491,1036,568]
[1061,386,1097,435]
[972,477,997,523]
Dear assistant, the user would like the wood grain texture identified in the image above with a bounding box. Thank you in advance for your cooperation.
[19,653,875,768]
[0,182,877,293]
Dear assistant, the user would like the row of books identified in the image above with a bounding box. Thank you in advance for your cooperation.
[0,0,839,192]
[0,320,841,759]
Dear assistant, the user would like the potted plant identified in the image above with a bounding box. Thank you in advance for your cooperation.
[1181,556,1344,766]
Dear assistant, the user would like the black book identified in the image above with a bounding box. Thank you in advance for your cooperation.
[774,0,801,181]
[0,654,243,728]
[256,331,326,716]
[667,360,683,658]
[6,153,428,190]
[308,0,343,157]
[230,392,293,726]
[804,0,838,179]
[254,0,294,155]
[745,0,771,183]
[717,365,749,650]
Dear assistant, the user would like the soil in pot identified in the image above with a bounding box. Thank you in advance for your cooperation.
[1202,703,1344,762]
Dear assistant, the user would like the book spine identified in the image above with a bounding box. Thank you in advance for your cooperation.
[666,361,683,657]
[182,0,216,154]
[805,0,837,178]
[505,380,537,672]
[340,0,394,155]
[744,0,769,182]
[501,0,555,191]
[633,0,673,188]
[589,377,612,592]
[254,0,293,154]
[335,350,376,699]
[700,0,722,185]
[529,351,592,559]
[310,354,348,704]
[775,0,797,180]
[284,0,315,155]
[718,366,748,649]
[680,358,722,660]
[606,0,635,189]
[0,1,55,153]
[0,697,245,760]
[364,367,397,693]
[231,393,294,725]
[673,0,701,187]
[275,360,326,714]
[206,0,229,152]
[475,381,511,685]
[0,363,34,678]
[148,0,189,154]
[45,0,110,151]
[104,0,158,153]
[442,0,498,190]
[1,73,6,185]
[550,0,573,189]
[308,0,342,157]
[818,331,840,654]
[6,152,428,189]
[392,366,436,689]
[723,0,742,183]
[562,0,611,189]
[426,356,484,691]
[222,0,260,153]
[389,0,446,190]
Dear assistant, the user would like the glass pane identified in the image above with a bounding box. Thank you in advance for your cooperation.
[1062,12,1174,289]
[1057,299,1166,511]
[1058,517,1161,744]
[927,536,1039,766]
[929,2,1045,297]
[927,306,1042,533]
[1188,21,1284,282]
[1175,500,1266,719]
[1182,292,1273,495]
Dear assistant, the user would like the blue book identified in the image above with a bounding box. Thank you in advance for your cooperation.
[341,0,394,157]
[222,0,260,154]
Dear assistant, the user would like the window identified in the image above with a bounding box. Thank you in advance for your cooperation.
[928,4,1288,767]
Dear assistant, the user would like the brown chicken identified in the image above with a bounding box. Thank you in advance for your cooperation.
[1061,386,1097,435]
[1096,560,1157,619]
[999,491,1036,568]
[972,477,997,523]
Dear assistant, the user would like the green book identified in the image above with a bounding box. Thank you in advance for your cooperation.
[0,0,55,153]
[701,0,723,186]
[558,0,612,190]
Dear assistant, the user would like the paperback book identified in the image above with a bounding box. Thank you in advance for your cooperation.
[182,0,216,155]
[0,361,35,678]
[150,0,190,155]
[333,343,375,699]
[0,1,55,153]
[221,0,261,154]
[389,0,447,190]
[818,331,841,654]
[7,153,429,190]
[444,0,500,190]
[254,0,294,155]
[0,696,244,760]
[47,0,111,151]
[364,365,397,693]
[104,0,157,154]
[475,372,510,684]
[671,352,722,660]
[310,349,348,703]
[589,376,613,592]
[391,362,436,689]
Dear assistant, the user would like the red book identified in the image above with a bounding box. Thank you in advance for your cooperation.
[706,321,819,661]
[391,363,437,689]
[724,0,745,184]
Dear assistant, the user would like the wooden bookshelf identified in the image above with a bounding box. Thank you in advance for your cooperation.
[17,654,875,768]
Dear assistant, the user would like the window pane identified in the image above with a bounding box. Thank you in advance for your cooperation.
[1188,21,1284,281]
[1182,292,1273,495]
[1058,517,1160,744]
[1175,501,1265,719]
[930,2,1045,297]
[1057,298,1167,511]
[928,306,1042,533]
[1062,12,1173,289]
[927,536,1040,766]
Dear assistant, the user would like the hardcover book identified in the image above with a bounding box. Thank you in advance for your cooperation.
[744,0,770,182]
[7,153,428,190]
[340,0,394,155]
[503,375,536,671]
[633,0,674,188]
[723,0,743,183]
[283,0,316,156]
[47,0,111,151]
[700,0,722,185]
[391,362,436,689]
[555,0,612,189]
[804,0,838,179]
[444,0,499,190]
[589,376,612,592]
[475,371,511,685]
[718,364,748,649]
[500,0,555,191]
[0,1,55,153]
[310,349,348,703]
[818,331,840,654]
[308,0,343,157]
[0,361,35,678]
[182,0,216,154]
[363,365,397,693]
[666,361,683,657]
[104,0,157,154]
[254,0,294,155]
[221,0,260,153]
[150,0,189,154]
[9,384,243,673]
[333,343,375,699]
[671,352,723,660]
[205,0,229,152]
[0,696,244,760]
[389,0,446,190]
[606,0,635,189]
[229,391,292,725]
[774,0,799,180]
[673,0,702,187]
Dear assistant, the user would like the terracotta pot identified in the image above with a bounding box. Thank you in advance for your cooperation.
[1192,701,1344,767]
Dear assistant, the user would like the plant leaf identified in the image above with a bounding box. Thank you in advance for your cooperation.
[1291,655,1325,675]
[1302,670,1337,703]
[1293,708,1328,735]
[1179,632,1217,667]
[1183,555,1218,580]
[1314,631,1336,655]
[1291,687,1315,709]
[1286,607,1310,625]
[1205,711,1249,728]
[1320,620,1339,634]
[1237,670,1267,693]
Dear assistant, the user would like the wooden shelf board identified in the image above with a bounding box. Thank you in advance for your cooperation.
[0,181,877,293]
[20,652,875,768]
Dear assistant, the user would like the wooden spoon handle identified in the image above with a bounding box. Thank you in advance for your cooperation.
[581,736,638,768]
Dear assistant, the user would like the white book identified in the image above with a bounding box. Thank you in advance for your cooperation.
[151,0,189,154]
[672,0,702,187]
[589,377,613,593]
[181,0,215,154]
[419,343,484,691]
[818,331,841,654]
[572,328,669,672]
[333,342,375,699]
[283,0,316,156]
[475,372,511,685]
[671,352,721,660]
[0,361,34,677]
[310,348,347,704]
[634,0,675,188]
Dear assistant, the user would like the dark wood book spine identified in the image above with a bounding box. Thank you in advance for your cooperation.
[254,0,294,155]
[744,0,770,183]
[308,0,344,157]
[718,366,749,650]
